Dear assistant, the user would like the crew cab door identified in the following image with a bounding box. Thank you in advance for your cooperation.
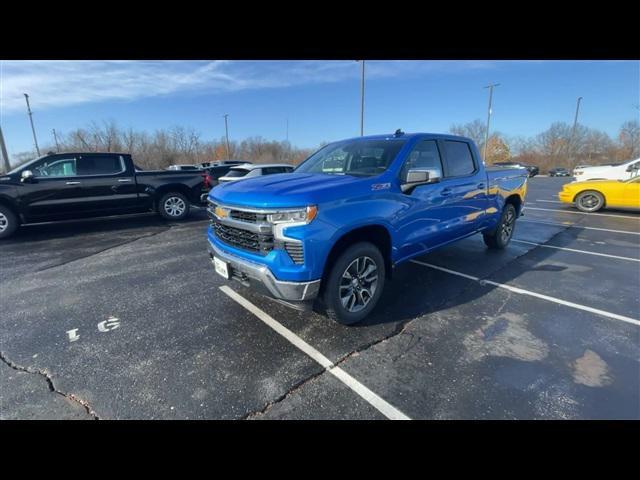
[395,139,460,255]
[72,153,140,215]
[437,139,489,238]
[19,154,86,220]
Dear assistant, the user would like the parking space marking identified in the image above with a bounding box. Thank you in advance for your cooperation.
[524,206,640,220]
[521,218,640,235]
[512,239,640,262]
[535,200,563,204]
[410,260,640,327]
[219,285,411,420]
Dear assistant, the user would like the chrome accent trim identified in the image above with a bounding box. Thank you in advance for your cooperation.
[208,240,320,301]
[216,215,272,234]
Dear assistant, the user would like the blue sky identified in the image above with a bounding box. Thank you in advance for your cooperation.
[1,60,638,160]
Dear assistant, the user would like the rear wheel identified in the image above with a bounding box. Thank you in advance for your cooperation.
[322,242,385,325]
[575,190,604,212]
[0,205,19,240]
[158,192,190,220]
[483,203,516,249]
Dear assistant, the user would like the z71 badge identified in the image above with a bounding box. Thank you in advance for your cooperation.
[371,183,391,191]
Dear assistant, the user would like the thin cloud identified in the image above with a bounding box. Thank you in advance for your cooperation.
[0,60,502,114]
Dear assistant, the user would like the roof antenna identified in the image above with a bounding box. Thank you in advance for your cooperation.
[394,129,404,137]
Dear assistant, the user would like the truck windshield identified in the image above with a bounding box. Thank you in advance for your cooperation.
[295,138,406,177]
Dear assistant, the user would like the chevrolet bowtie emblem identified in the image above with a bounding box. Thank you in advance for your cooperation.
[214,206,229,218]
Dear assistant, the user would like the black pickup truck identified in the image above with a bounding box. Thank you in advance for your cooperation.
[0,152,207,239]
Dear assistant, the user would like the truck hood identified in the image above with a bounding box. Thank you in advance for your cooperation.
[209,172,373,208]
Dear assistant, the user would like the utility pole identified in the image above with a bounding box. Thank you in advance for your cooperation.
[569,96,583,166]
[24,93,41,156]
[223,114,230,161]
[52,129,60,152]
[0,125,11,173]
[359,60,365,136]
[286,118,289,143]
[483,83,500,162]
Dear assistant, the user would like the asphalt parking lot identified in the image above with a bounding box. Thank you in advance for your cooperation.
[1,176,638,420]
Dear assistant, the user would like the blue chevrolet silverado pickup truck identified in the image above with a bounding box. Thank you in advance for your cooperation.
[206,131,528,324]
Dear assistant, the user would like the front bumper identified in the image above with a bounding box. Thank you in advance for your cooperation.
[207,239,321,302]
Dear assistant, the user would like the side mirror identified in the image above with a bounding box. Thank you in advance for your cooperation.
[21,170,34,182]
[401,168,440,193]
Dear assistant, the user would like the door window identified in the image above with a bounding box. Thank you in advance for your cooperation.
[33,157,77,177]
[77,155,125,176]
[400,140,443,180]
[442,141,476,177]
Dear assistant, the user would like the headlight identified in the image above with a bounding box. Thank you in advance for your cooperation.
[267,206,317,224]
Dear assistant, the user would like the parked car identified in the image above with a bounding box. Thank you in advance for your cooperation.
[201,160,251,168]
[167,164,202,171]
[492,161,538,177]
[206,132,528,324]
[559,176,640,212]
[217,163,294,183]
[549,167,571,177]
[573,157,640,181]
[0,152,207,239]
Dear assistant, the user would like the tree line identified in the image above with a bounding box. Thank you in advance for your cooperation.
[5,118,639,174]
[450,118,639,171]
[6,121,317,172]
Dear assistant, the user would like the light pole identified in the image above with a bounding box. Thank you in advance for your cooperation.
[359,60,365,136]
[24,93,41,156]
[223,114,230,161]
[569,96,583,166]
[483,83,500,162]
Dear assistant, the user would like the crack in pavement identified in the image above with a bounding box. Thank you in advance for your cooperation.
[243,217,577,419]
[0,351,100,420]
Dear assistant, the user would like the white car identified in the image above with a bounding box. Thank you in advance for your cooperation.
[573,158,640,181]
[218,163,294,183]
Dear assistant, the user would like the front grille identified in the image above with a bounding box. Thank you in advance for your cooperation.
[285,242,304,264]
[213,221,274,255]
[229,210,268,223]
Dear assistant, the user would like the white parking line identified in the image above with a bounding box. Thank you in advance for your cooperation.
[512,239,640,262]
[410,260,640,327]
[535,200,562,204]
[521,218,640,235]
[219,285,411,420]
[525,206,640,220]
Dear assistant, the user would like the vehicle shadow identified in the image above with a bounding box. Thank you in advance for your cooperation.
[356,225,582,328]
[3,209,209,245]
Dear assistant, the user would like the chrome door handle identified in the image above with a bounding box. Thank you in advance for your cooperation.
[118,178,132,182]
[66,181,81,185]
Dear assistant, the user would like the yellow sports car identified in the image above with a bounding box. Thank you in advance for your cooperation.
[558,176,640,212]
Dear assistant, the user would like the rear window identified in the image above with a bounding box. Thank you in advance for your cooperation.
[77,155,124,175]
[442,141,475,177]
[225,168,250,178]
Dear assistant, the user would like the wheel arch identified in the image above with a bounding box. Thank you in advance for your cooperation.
[321,224,393,290]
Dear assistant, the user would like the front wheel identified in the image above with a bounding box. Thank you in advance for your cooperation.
[0,205,19,240]
[322,242,386,325]
[483,203,517,249]
[158,192,190,220]
[575,190,604,212]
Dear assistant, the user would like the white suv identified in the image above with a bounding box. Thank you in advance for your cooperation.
[573,158,640,181]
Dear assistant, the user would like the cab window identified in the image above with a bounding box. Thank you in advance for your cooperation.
[400,140,443,180]
[33,157,77,177]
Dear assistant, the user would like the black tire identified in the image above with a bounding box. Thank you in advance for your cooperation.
[0,204,19,240]
[575,190,605,213]
[158,192,190,220]
[322,242,386,325]
[483,203,517,250]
